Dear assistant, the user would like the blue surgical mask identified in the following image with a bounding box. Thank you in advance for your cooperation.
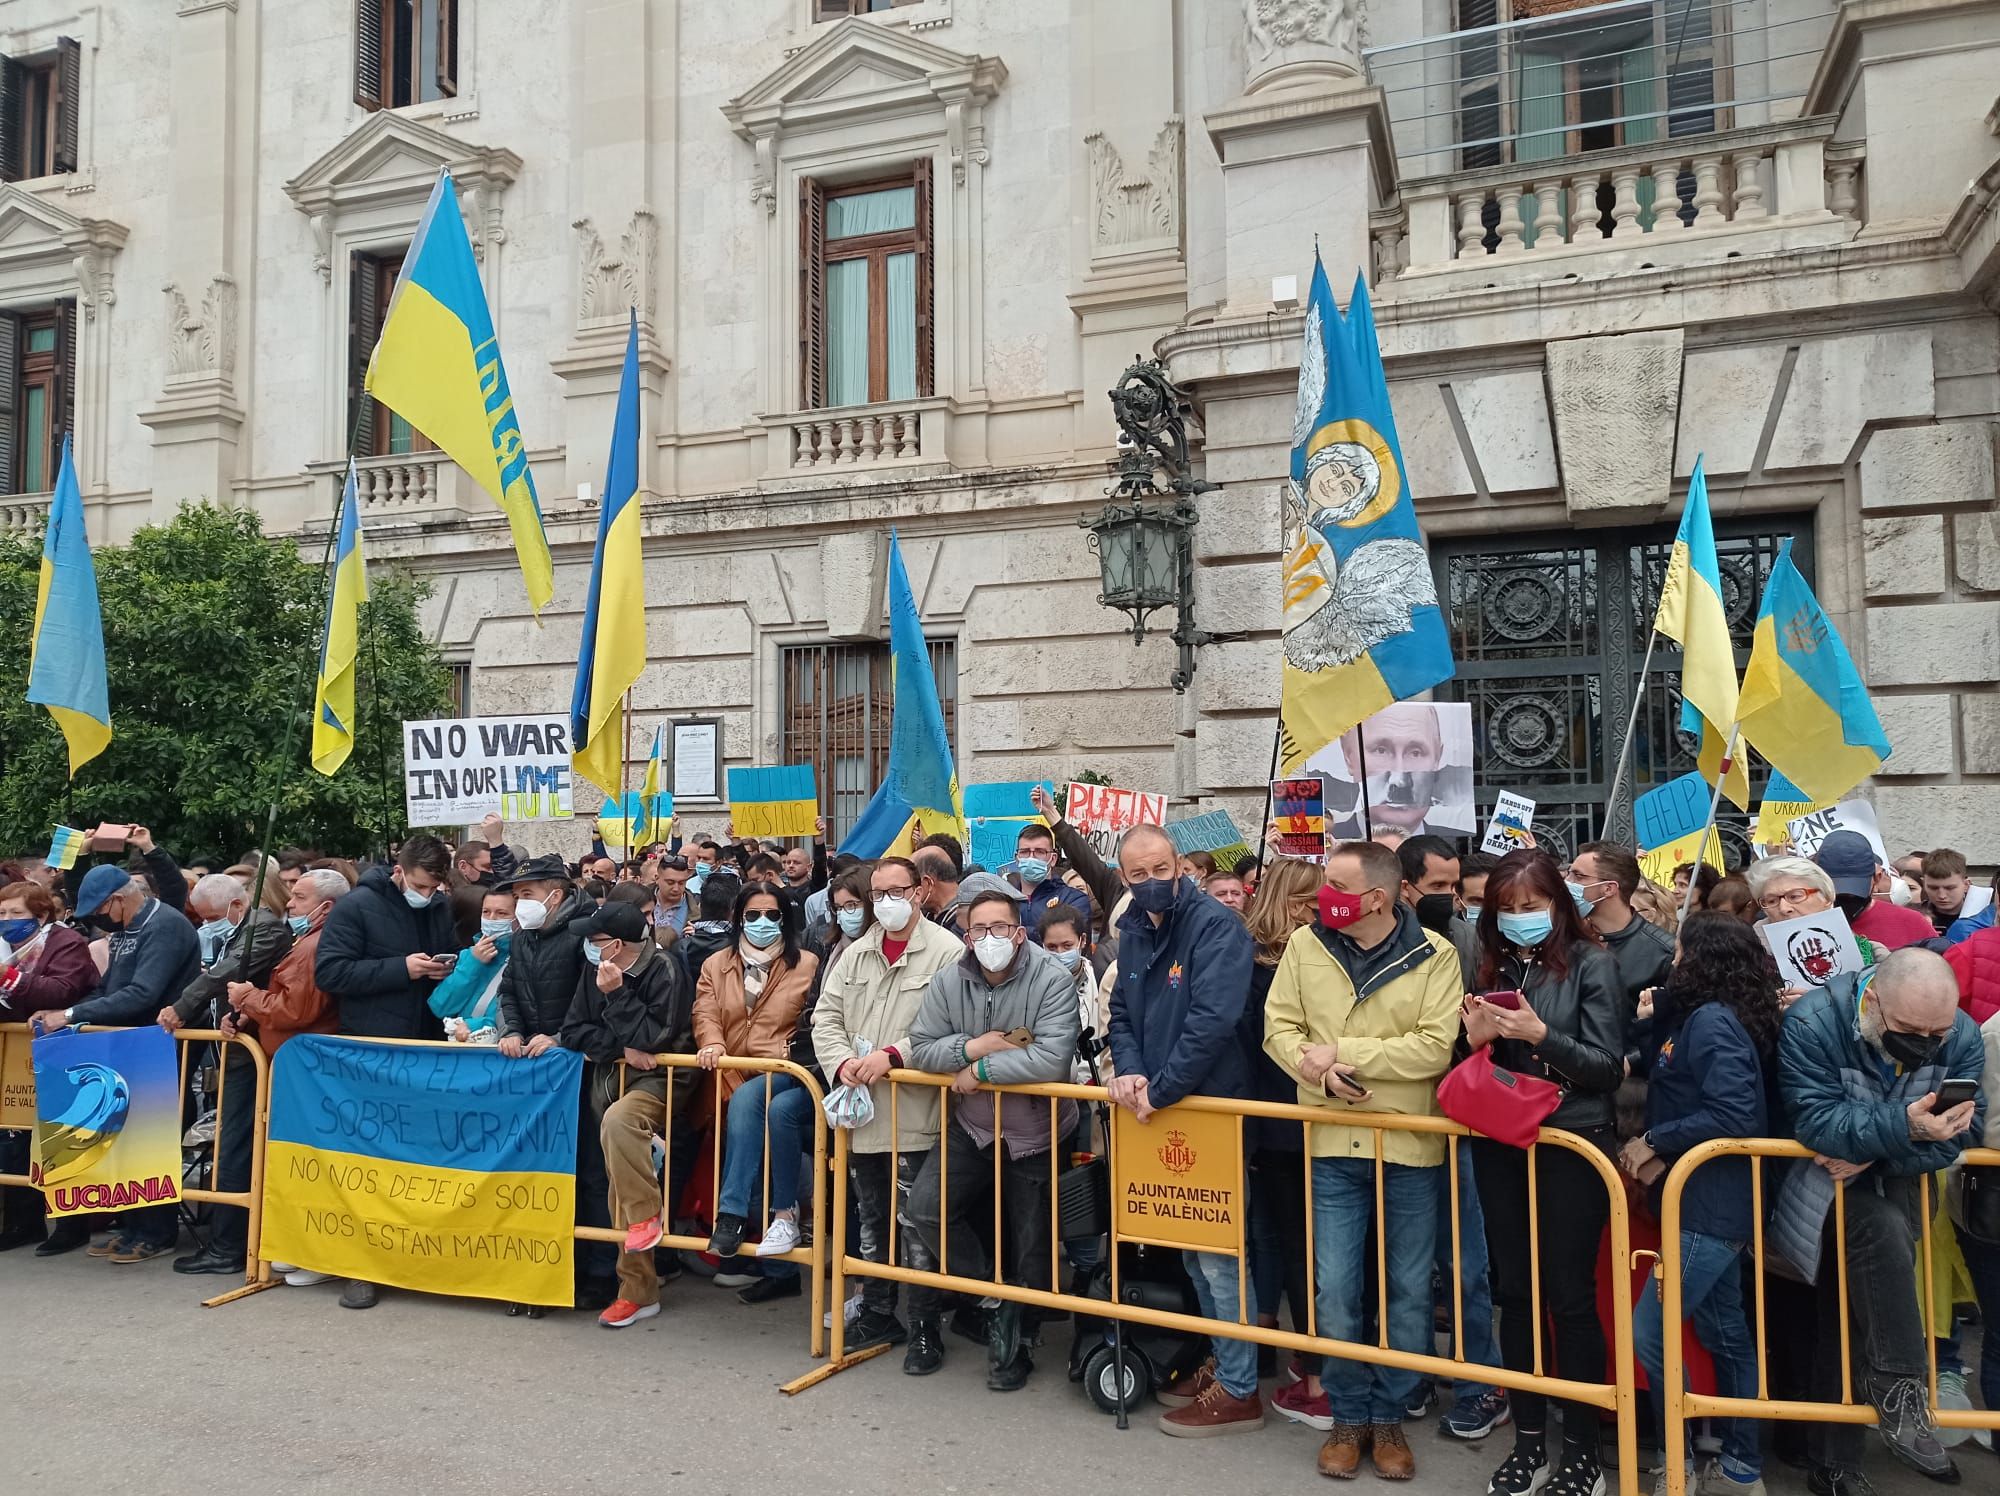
[1497,909,1554,949]
[1462,903,1482,923]
[743,915,783,949]
[286,914,313,937]
[479,917,513,938]
[198,917,237,961]
[1016,857,1050,886]
[1566,879,1597,917]
[1127,877,1181,917]
[836,907,865,939]
[582,940,604,967]
[403,886,435,910]
[0,916,38,945]
[1052,947,1082,972]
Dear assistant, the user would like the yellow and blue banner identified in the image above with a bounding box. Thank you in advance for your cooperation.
[261,1036,584,1307]
[727,765,820,840]
[1632,770,1726,888]
[571,312,646,797]
[844,528,965,858]
[30,1026,182,1217]
[25,437,111,777]
[1738,538,1890,804]
[45,823,89,871]
[1279,255,1452,773]
[1752,768,1824,850]
[597,726,672,850]
[963,780,1054,872]
[311,462,368,776]
[1654,457,1748,808]
[366,170,554,614]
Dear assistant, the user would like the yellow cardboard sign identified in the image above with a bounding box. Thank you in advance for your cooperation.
[1,1027,34,1129]
[1111,1102,1243,1255]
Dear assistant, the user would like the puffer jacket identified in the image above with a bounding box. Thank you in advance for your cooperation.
[1481,936,1627,1132]
[497,887,596,1040]
[314,866,455,1040]
[1945,925,2000,1024]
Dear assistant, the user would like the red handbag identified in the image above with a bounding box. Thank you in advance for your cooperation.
[1436,1046,1564,1148]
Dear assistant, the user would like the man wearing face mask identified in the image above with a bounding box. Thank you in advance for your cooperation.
[1011,823,1092,944]
[1566,844,1675,1010]
[912,846,964,938]
[1103,825,1263,1437]
[1812,831,1938,953]
[1775,948,1984,1485]
[906,883,1080,1387]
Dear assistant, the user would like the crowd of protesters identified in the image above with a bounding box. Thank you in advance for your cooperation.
[3,795,1998,1496]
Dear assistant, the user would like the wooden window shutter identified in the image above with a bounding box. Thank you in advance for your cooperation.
[912,157,934,398]
[348,254,380,454]
[53,298,76,457]
[799,177,826,410]
[355,0,385,111]
[435,0,459,99]
[53,37,80,175]
[0,313,19,497]
[0,56,22,184]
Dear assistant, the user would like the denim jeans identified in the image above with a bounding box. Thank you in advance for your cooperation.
[716,1073,813,1282]
[1312,1156,1440,1425]
[1959,1224,2000,1413]
[1810,1176,1929,1470]
[1184,1248,1260,1399]
[1435,1141,1502,1411]
[847,1148,940,1324]
[1635,1229,1761,1480]
[1248,1148,1310,1334]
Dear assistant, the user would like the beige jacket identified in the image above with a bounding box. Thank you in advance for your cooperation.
[811,916,961,1155]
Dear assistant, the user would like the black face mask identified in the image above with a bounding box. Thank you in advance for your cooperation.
[1414,893,1456,936]
[1881,1028,1943,1071]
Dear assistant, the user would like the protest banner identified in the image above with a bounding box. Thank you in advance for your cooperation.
[261,1036,584,1308]
[1633,771,1726,886]
[1306,701,1476,840]
[963,781,1053,872]
[1270,777,1327,863]
[1759,907,1865,990]
[1481,791,1537,855]
[1065,782,1168,859]
[404,715,573,826]
[727,765,820,839]
[2,1026,36,1129]
[30,1026,182,1216]
[1166,810,1253,873]
[1111,1104,1243,1255]
[1784,799,1889,868]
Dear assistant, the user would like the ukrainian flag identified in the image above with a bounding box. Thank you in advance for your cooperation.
[366,170,554,614]
[843,529,962,859]
[25,438,111,776]
[1278,256,1453,773]
[310,463,367,777]
[45,824,89,871]
[570,313,646,799]
[597,727,670,850]
[1654,457,1748,808]
[1738,538,1890,803]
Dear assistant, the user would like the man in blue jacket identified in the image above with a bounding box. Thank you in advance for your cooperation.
[1778,948,1984,1488]
[1104,824,1262,1439]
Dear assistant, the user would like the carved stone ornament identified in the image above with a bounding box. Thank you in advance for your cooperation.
[162,275,237,381]
[1244,0,1364,86]
[1084,118,1183,254]
[573,208,657,327]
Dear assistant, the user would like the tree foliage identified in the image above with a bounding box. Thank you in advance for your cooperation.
[0,503,452,862]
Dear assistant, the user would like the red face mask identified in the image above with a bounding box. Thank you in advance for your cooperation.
[1318,885,1367,929]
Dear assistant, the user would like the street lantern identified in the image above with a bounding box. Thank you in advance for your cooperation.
[1078,358,1222,692]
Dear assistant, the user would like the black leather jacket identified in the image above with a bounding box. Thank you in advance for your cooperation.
[1487,937,1628,1132]
[496,887,596,1040]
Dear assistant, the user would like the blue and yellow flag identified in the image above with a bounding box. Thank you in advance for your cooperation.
[570,313,646,799]
[843,529,962,858]
[25,438,111,776]
[31,1026,183,1215]
[45,824,89,871]
[1738,538,1890,804]
[366,170,553,614]
[597,728,672,850]
[310,463,368,777]
[1279,257,1453,773]
[1654,456,1748,808]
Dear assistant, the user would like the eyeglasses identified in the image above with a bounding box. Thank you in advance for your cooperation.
[873,884,915,897]
[1758,887,1821,913]
[968,922,1019,940]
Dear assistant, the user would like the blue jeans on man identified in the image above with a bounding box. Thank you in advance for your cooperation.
[1634,1229,1762,1482]
[1184,1250,1260,1399]
[716,1072,813,1281]
[1313,1156,1439,1426]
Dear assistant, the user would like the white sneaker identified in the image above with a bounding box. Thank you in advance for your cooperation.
[1935,1368,1974,1448]
[754,1215,801,1257]
[270,1261,297,1274]
[284,1269,335,1287]
[714,1269,758,1288]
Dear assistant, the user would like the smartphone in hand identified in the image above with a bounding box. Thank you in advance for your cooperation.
[1932,1078,1979,1114]
[1479,989,1524,1011]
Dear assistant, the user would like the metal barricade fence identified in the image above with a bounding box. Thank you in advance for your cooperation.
[0,1021,275,1306]
[802,1067,1641,1491]
[1658,1138,2000,1496]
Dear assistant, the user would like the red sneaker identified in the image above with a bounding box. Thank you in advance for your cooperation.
[1273,1377,1334,1431]
[598,1297,660,1328]
[623,1218,663,1254]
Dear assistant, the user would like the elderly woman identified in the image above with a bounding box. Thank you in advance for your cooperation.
[1743,855,1882,1009]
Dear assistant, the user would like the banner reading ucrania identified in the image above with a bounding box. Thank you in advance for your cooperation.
[261,1036,583,1307]
[30,1026,183,1216]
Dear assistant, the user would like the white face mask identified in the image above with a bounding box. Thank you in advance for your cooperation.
[973,933,1017,974]
[872,894,913,932]
[402,884,435,909]
[514,897,549,931]
[1889,876,1918,908]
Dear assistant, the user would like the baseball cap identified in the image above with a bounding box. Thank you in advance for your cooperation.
[1812,830,1879,900]
[73,863,132,918]
[575,901,647,943]
[952,871,1027,911]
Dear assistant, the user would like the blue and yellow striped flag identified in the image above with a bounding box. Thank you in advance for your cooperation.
[1654,457,1748,808]
[310,462,368,777]
[366,170,553,614]
[45,824,89,871]
[570,313,646,799]
[25,438,111,776]
[1738,538,1890,803]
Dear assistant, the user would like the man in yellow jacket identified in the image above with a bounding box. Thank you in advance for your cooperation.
[1263,839,1465,1484]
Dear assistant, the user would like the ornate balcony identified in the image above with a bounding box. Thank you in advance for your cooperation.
[0,492,50,534]
[764,396,950,478]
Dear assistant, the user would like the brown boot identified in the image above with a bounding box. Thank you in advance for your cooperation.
[1317,1423,1370,1479]
[1157,1379,1265,1438]
[1370,1422,1416,1481]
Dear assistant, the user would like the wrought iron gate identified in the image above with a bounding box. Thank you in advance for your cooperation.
[1431,516,1811,869]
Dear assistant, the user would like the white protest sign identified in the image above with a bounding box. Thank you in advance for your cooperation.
[1066,782,1168,859]
[1481,792,1537,855]
[1785,799,1889,870]
[1759,907,1866,990]
[404,715,573,826]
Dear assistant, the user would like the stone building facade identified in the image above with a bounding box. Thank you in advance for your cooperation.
[1,0,1995,859]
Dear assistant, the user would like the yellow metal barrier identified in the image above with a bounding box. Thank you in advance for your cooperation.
[1658,1138,2000,1496]
[0,1021,274,1306]
[799,1067,1641,1491]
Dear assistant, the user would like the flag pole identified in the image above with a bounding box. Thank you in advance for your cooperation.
[1600,628,1664,842]
[1680,725,1739,921]
[622,688,633,855]
[362,598,398,860]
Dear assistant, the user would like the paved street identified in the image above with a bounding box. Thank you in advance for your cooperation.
[3,1251,1982,1495]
